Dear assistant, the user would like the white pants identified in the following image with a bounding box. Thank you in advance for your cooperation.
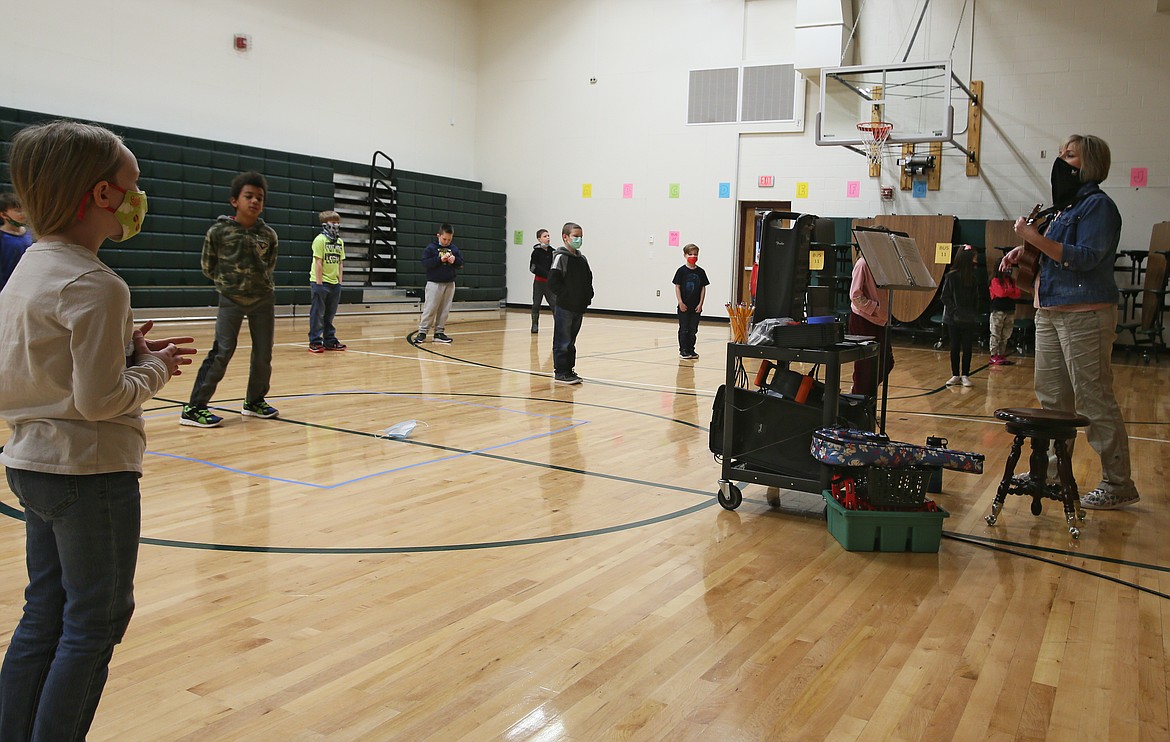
[419,281,455,333]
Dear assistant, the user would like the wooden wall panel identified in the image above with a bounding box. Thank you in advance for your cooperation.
[850,214,957,323]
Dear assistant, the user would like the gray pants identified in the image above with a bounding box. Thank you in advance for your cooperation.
[1034,305,1135,494]
[531,280,556,328]
[189,293,275,407]
[419,280,455,333]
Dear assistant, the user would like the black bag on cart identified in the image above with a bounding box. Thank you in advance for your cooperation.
[709,385,872,478]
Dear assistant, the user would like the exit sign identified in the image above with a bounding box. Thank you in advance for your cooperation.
[758,175,775,188]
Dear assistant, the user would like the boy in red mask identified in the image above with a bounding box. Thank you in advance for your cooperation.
[672,243,709,360]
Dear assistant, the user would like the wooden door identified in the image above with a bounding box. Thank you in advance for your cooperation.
[736,200,791,305]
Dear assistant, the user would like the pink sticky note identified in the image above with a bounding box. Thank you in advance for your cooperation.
[623,183,634,198]
[1131,167,1148,188]
[847,180,861,198]
[668,231,680,247]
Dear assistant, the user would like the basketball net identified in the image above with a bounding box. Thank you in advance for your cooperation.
[857,122,893,169]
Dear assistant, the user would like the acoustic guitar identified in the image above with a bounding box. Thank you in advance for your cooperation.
[1013,204,1045,287]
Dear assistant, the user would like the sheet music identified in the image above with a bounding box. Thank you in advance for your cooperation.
[852,229,937,291]
[892,234,936,287]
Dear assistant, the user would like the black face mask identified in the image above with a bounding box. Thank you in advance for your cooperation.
[1051,157,1082,209]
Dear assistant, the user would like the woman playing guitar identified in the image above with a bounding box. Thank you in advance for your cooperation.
[998,134,1138,511]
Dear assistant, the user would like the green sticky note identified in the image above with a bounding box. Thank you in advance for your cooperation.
[669,183,680,199]
[514,230,524,245]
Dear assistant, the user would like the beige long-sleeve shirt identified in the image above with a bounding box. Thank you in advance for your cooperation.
[0,241,169,475]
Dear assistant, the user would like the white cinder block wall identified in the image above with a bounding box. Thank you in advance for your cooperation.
[6,0,1170,316]
[478,0,1170,316]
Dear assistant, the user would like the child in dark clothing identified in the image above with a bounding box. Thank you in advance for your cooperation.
[548,222,594,385]
[672,243,709,360]
[941,245,986,387]
[0,192,34,293]
[988,265,1021,365]
[529,228,556,333]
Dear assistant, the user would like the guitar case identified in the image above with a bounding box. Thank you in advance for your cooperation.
[810,427,984,474]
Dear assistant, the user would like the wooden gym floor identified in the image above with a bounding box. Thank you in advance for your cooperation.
[0,309,1167,741]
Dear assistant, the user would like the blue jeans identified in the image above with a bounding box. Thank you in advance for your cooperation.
[309,283,341,345]
[552,305,584,376]
[189,293,275,407]
[677,309,700,354]
[0,468,141,742]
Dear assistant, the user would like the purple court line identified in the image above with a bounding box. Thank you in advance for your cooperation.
[144,390,590,488]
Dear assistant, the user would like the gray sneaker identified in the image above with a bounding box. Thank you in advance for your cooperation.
[416,332,427,343]
[1080,487,1140,510]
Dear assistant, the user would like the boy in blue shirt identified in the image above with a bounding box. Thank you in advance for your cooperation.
[416,223,463,343]
[0,192,34,293]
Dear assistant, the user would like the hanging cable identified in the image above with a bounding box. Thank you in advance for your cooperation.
[890,0,926,64]
[949,0,972,57]
[839,0,871,66]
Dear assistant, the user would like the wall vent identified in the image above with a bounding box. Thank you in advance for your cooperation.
[741,64,796,122]
[688,63,804,129]
[687,67,739,124]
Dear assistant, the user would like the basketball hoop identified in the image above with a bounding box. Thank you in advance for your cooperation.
[857,121,893,168]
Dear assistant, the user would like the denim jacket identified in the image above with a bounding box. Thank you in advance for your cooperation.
[1037,182,1121,307]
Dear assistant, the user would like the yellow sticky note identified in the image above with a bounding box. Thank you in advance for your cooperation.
[935,242,952,264]
[796,182,809,198]
[582,183,592,198]
[809,250,825,271]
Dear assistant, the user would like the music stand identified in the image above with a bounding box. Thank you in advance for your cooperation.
[851,226,938,433]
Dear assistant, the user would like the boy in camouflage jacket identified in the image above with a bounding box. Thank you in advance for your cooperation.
[180,171,280,428]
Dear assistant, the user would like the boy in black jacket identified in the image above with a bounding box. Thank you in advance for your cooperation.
[529,228,556,333]
[548,222,593,384]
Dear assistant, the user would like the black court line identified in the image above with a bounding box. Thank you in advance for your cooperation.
[0,389,724,554]
[1,334,1164,578]
[408,331,716,398]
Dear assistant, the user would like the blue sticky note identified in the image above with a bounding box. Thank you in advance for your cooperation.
[718,182,731,199]
[912,180,927,198]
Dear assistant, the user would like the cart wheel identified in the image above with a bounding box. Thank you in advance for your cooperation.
[1030,498,1043,516]
[718,484,743,510]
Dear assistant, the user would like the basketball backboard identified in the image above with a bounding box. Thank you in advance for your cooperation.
[816,61,954,147]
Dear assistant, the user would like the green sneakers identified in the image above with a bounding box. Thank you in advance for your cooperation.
[241,399,280,419]
[180,405,224,428]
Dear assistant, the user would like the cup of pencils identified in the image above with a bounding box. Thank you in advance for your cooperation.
[726,302,753,344]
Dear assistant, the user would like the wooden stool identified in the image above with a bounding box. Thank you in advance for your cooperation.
[985,407,1090,538]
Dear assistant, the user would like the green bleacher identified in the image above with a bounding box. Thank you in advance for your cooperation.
[1,106,507,308]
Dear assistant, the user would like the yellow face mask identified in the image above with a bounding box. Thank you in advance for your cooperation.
[77,183,148,242]
[104,184,148,242]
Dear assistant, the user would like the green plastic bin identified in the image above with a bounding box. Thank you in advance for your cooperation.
[822,491,949,552]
